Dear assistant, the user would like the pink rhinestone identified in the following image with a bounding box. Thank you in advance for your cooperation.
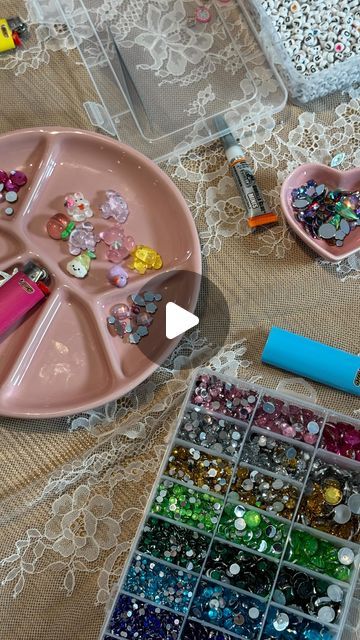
[4,179,20,193]
[0,170,8,183]
[283,426,296,438]
[303,433,317,445]
[256,415,269,428]
[195,6,211,23]
[343,430,360,446]
[10,170,27,186]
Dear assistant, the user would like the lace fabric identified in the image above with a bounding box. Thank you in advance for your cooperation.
[0,1,359,638]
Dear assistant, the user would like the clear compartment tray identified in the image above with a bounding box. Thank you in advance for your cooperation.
[29,0,287,162]
[99,368,360,640]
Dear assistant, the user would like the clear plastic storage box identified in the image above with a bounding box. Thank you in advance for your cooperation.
[99,369,360,640]
[30,0,287,162]
[244,0,360,104]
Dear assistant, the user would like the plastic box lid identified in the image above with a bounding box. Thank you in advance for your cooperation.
[29,0,287,163]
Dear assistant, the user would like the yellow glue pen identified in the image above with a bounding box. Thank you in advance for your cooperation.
[214,115,278,229]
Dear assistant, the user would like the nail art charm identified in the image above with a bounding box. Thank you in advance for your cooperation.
[100,190,129,224]
[64,192,94,222]
[66,251,95,278]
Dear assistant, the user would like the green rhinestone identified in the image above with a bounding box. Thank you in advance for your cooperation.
[329,213,341,228]
[334,565,351,582]
[312,555,326,570]
[303,536,318,557]
[244,511,261,529]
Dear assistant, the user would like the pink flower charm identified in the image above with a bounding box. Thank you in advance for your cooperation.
[100,190,129,224]
[107,243,129,264]
[100,224,135,262]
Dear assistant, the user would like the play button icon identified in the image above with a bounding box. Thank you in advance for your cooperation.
[129,269,230,369]
[165,302,199,340]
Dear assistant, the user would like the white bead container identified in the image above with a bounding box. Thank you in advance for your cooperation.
[243,0,360,104]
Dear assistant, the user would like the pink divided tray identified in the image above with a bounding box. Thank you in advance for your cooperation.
[0,128,201,419]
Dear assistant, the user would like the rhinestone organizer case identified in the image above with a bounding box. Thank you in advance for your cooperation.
[100,369,360,640]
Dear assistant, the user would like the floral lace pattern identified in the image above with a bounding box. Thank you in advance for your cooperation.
[318,253,360,282]
[0,337,252,601]
[133,1,213,78]
[185,84,215,117]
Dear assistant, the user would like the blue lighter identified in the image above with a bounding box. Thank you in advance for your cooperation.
[262,327,360,396]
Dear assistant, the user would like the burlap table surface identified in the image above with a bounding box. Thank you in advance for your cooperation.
[0,1,359,638]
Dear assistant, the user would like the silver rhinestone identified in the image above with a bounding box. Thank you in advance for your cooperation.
[229,563,240,575]
[273,612,289,631]
[234,518,246,531]
[334,504,352,524]
[263,401,275,414]
[338,547,354,565]
[307,421,320,434]
[318,606,335,623]
[327,584,343,602]
[348,494,360,515]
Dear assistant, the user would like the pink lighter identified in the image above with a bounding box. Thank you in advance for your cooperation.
[0,262,50,338]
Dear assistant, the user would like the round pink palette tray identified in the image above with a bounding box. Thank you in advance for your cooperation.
[0,128,201,419]
[281,163,360,262]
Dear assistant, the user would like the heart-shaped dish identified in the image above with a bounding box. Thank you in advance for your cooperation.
[280,163,360,262]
